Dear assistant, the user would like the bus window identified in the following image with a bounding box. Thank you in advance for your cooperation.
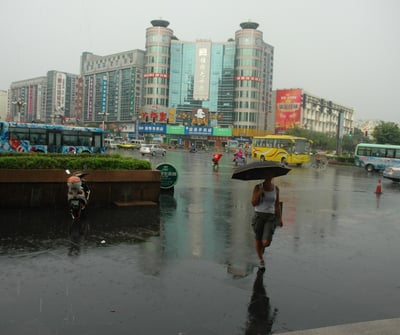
[63,131,79,146]
[386,149,395,158]
[93,134,102,150]
[30,129,46,145]
[371,148,385,157]
[78,134,92,146]
[10,128,29,141]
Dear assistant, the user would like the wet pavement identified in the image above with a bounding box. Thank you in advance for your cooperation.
[1,150,400,334]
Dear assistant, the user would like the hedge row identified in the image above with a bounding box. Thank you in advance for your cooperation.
[0,153,151,170]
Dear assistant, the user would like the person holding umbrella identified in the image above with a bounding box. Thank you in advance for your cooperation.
[250,172,283,270]
[232,161,290,270]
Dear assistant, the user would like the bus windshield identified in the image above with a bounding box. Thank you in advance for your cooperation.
[252,135,312,166]
[0,121,105,154]
[354,143,400,172]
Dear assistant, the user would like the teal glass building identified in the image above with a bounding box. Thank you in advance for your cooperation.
[169,40,236,126]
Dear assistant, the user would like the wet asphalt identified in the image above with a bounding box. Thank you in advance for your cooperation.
[1,150,400,335]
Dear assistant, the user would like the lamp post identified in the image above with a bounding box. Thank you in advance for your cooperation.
[11,99,26,122]
[134,113,141,140]
[98,112,110,130]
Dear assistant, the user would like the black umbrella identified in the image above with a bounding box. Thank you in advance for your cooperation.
[232,160,291,181]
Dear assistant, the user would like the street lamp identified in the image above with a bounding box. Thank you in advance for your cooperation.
[98,112,110,130]
[51,107,65,125]
[11,99,26,122]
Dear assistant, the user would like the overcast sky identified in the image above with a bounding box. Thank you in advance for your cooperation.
[1,0,399,123]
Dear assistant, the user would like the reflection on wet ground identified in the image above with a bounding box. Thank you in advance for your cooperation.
[1,151,400,334]
[0,206,161,256]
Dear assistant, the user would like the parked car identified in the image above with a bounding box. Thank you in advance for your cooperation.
[140,144,166,156]
[104,138,117,149]
[382,166,400,182]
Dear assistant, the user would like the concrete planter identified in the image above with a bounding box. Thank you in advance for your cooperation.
[0,169,161,208]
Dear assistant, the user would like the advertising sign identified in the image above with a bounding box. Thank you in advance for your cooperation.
[139,124,166,133]
[193,42,211,100]
[212,127,232,137]
[156,163,178,189]
[275,89,302,132]
[166,125,185,135]
[191,107,209,126]
[184,126,213,136]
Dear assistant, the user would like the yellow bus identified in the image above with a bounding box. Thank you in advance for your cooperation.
[251,135,312,166]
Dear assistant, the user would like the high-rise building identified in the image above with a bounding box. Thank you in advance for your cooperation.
[142,19,274,131]
[0,90,8,121]
[45,71,80,123]
[9,71,80,124]
[9,76,47,122]
[143,19,173,123]
[234,22,274,131]
[169,39,236,127]
[80,50,145,125]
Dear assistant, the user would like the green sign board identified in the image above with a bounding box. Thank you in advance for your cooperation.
[212,127,232,136]
[156,163,179,189]
[166,125,185,135]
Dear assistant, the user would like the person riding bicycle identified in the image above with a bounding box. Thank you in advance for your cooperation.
[315,153,322,167]
[212,152,223,165]
[234,148,244,161]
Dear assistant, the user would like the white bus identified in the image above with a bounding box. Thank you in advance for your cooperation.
[354,143,400,172]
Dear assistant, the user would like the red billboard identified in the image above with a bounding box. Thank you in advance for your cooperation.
[275,89,302,132]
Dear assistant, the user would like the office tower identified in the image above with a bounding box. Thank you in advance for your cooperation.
[169,39,236,126]
[234,22,274,131]
[80,50,145,124]
[143,19,173,122]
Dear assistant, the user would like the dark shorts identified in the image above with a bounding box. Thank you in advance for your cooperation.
[251,212,276,242]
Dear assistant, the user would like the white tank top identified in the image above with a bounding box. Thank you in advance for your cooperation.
[254,185,276,214]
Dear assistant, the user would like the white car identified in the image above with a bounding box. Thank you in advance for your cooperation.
[382,166,400,182]
[139,144,166,156]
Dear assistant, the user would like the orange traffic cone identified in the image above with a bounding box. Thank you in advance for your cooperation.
[375,178,382,195]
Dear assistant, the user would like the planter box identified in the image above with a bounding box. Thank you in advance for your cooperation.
[0,169,161,208]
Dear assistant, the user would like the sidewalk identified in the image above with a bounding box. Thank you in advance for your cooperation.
[278,318,400,335]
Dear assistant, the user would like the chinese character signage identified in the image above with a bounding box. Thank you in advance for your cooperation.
[138,124,166,133]
[156,163,178,190]
[184,126,213,135]
[275,89,302,132]
[166,125,185,135]
[212,127,232,136]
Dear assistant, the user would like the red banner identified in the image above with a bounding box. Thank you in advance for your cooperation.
[275,89,302,132]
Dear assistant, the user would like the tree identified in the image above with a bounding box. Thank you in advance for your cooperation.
[285,126,369,154]
[373,121,400,144]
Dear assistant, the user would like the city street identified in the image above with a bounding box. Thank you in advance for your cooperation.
[1,150,400,334]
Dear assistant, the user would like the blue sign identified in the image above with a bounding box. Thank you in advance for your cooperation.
[184,126,213,135]
[139,124,166,133]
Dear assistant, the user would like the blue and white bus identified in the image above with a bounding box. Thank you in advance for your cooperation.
[354,143,400,172]
[0,121,105,154]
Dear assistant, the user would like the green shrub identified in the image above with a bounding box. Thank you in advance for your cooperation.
[0,153,151,170]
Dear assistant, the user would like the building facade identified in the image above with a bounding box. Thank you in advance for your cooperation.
[168,39,236,127]
[8,71,81,124]
[45,71,81,123]
[80,50,145,127]
[6,20,356,141]
[141,20,274,132]
[234,22,274,131]
[9,77,47,122]
[0,90,8,121]
[274,88,354,136]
